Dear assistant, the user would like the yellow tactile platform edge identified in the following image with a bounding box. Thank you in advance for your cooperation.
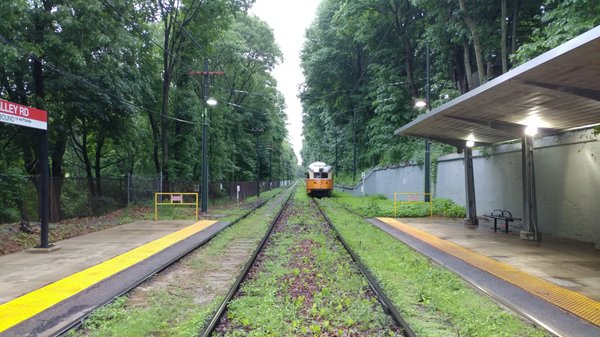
[376,217,600,327]
[0,220,217,333]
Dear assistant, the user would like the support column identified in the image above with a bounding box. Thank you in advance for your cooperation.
[424,140,431,202]
[521,136,540,241]
[464,147,478,226]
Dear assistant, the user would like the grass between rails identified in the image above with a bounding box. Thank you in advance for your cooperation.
[317,197,550,337]
[68,187,291,337]
[215,187,401,336]
[331,190,465,218]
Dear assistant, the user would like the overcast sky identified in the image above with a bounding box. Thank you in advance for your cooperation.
[250,0,321,165]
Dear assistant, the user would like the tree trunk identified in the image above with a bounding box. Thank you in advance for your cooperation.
[147,111,161,175]
[50,135,66,221]
[463,42,474,91]
[161,53,170,183]
[501,0,508,73]
[458,0,486,85]
[453,50,467,94]
[401,35,418,98]
[79,129,96,197]
[511,0,521,54]
[94,131,105,196]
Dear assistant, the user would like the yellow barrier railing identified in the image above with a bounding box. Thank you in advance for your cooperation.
[393,192,432,218]
[154,192,199,221]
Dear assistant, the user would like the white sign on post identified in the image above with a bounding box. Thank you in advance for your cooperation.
[361,172,366,196]
[0,99,47,130]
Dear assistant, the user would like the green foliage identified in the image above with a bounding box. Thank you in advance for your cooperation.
[317,198,548,337]
[1,1,297,224]
[81,297,129,331]
[331,191,465,218]
[0,169,28,223]
[512,0,600,65]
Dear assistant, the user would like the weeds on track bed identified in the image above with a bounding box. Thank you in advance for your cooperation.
[317,197,551,337]
[68,188,289,337]
[214,188,401,336]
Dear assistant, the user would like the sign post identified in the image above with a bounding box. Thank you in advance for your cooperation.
[0,99,55,251]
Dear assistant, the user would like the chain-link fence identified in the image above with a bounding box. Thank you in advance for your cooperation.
[0,174,292,223]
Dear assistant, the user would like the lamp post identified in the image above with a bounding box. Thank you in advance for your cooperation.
[415,43,431,202]
[424,42,431,203]
[251,127,264,197]
[189,59,223,213]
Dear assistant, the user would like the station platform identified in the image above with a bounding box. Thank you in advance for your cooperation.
[371,217,600,337]
[0,219,227,337]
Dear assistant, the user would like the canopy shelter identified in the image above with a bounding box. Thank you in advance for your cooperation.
[395,26,600,241]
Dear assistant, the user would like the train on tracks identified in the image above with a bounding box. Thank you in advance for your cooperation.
[305,161,333,196]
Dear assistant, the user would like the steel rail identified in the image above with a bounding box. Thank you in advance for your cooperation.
[199,185,295,337]
[312,197,417,337]
[55,190,285,337]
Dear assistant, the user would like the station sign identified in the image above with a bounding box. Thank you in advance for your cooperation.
[0,99,47,130]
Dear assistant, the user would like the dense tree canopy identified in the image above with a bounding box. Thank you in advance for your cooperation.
[300,0,598,182]
[0,0,296,222]
[1,0,598,222]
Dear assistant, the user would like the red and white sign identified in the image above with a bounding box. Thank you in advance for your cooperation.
[0,99,47,130]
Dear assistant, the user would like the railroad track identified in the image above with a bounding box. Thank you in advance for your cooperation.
[201,191,415,336]
[313,197,417,337]
[54,188,290,337]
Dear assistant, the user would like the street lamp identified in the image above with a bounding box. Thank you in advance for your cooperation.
[201,97,217,213]
[207,97,217,106]
[413,42,432,202]
[189,59,224,214]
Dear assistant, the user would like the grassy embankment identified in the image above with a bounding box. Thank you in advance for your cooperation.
[331,190,465,218]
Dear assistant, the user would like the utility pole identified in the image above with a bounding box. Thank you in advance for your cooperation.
[188,59,223,213]
[251,127,264,197]
[267,144,273,187]
[334,132,339,173]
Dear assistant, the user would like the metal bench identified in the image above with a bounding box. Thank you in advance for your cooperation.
[483,209,521,233]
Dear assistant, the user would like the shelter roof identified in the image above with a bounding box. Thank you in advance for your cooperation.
[395,26,600,147]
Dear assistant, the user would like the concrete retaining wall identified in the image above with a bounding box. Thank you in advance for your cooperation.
[336,129,600,248]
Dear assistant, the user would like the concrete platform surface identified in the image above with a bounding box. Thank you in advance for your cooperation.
[0,220,195,304]
[396,217,600,302]
[371,217,600,337]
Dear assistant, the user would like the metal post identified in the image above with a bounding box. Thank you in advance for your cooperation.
[201,59,209,213]
[255,132,260,197]
[424,42,431,202]
[521,136,540,241]
[424,140,431,202]
[39,129,50,248]
[353,109,357,182]
[127,173,131,206]
[463,147,478,226]
[269,146,272,186]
